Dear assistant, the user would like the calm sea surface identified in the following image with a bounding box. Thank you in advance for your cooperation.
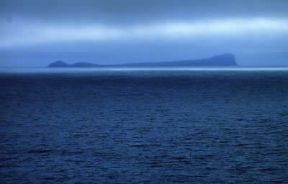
[0,68,288,183]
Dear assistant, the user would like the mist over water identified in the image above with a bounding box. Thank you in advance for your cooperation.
[1,70,288,183]
[1,67,288,74]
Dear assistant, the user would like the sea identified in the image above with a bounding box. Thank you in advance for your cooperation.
[0,68,288,183]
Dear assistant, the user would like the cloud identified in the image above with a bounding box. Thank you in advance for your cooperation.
[1,18,288,48]
[1,0,288,24]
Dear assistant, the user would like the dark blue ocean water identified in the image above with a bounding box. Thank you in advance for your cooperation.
[0,69,288,183]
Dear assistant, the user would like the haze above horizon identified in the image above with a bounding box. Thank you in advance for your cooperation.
[0,0,288,67]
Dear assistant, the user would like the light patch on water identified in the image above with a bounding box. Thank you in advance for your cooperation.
[1,67,288,74]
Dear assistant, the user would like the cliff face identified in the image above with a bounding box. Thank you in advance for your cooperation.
[48,54,237,68]
[209,54,236,66]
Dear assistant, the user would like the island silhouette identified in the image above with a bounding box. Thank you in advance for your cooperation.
[48,53,237,68]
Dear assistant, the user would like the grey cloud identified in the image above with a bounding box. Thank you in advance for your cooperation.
[1,0,288,24]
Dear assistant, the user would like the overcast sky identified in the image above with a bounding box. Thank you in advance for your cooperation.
[0,0,288,67]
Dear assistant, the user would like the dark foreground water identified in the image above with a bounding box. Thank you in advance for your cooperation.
[0,69,288,183]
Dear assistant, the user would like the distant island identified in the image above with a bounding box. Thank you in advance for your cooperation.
[48,53,237,68]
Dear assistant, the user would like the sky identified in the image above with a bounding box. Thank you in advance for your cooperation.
[0,0,288,67]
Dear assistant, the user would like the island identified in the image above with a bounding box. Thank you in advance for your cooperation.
[48,53,237,68]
